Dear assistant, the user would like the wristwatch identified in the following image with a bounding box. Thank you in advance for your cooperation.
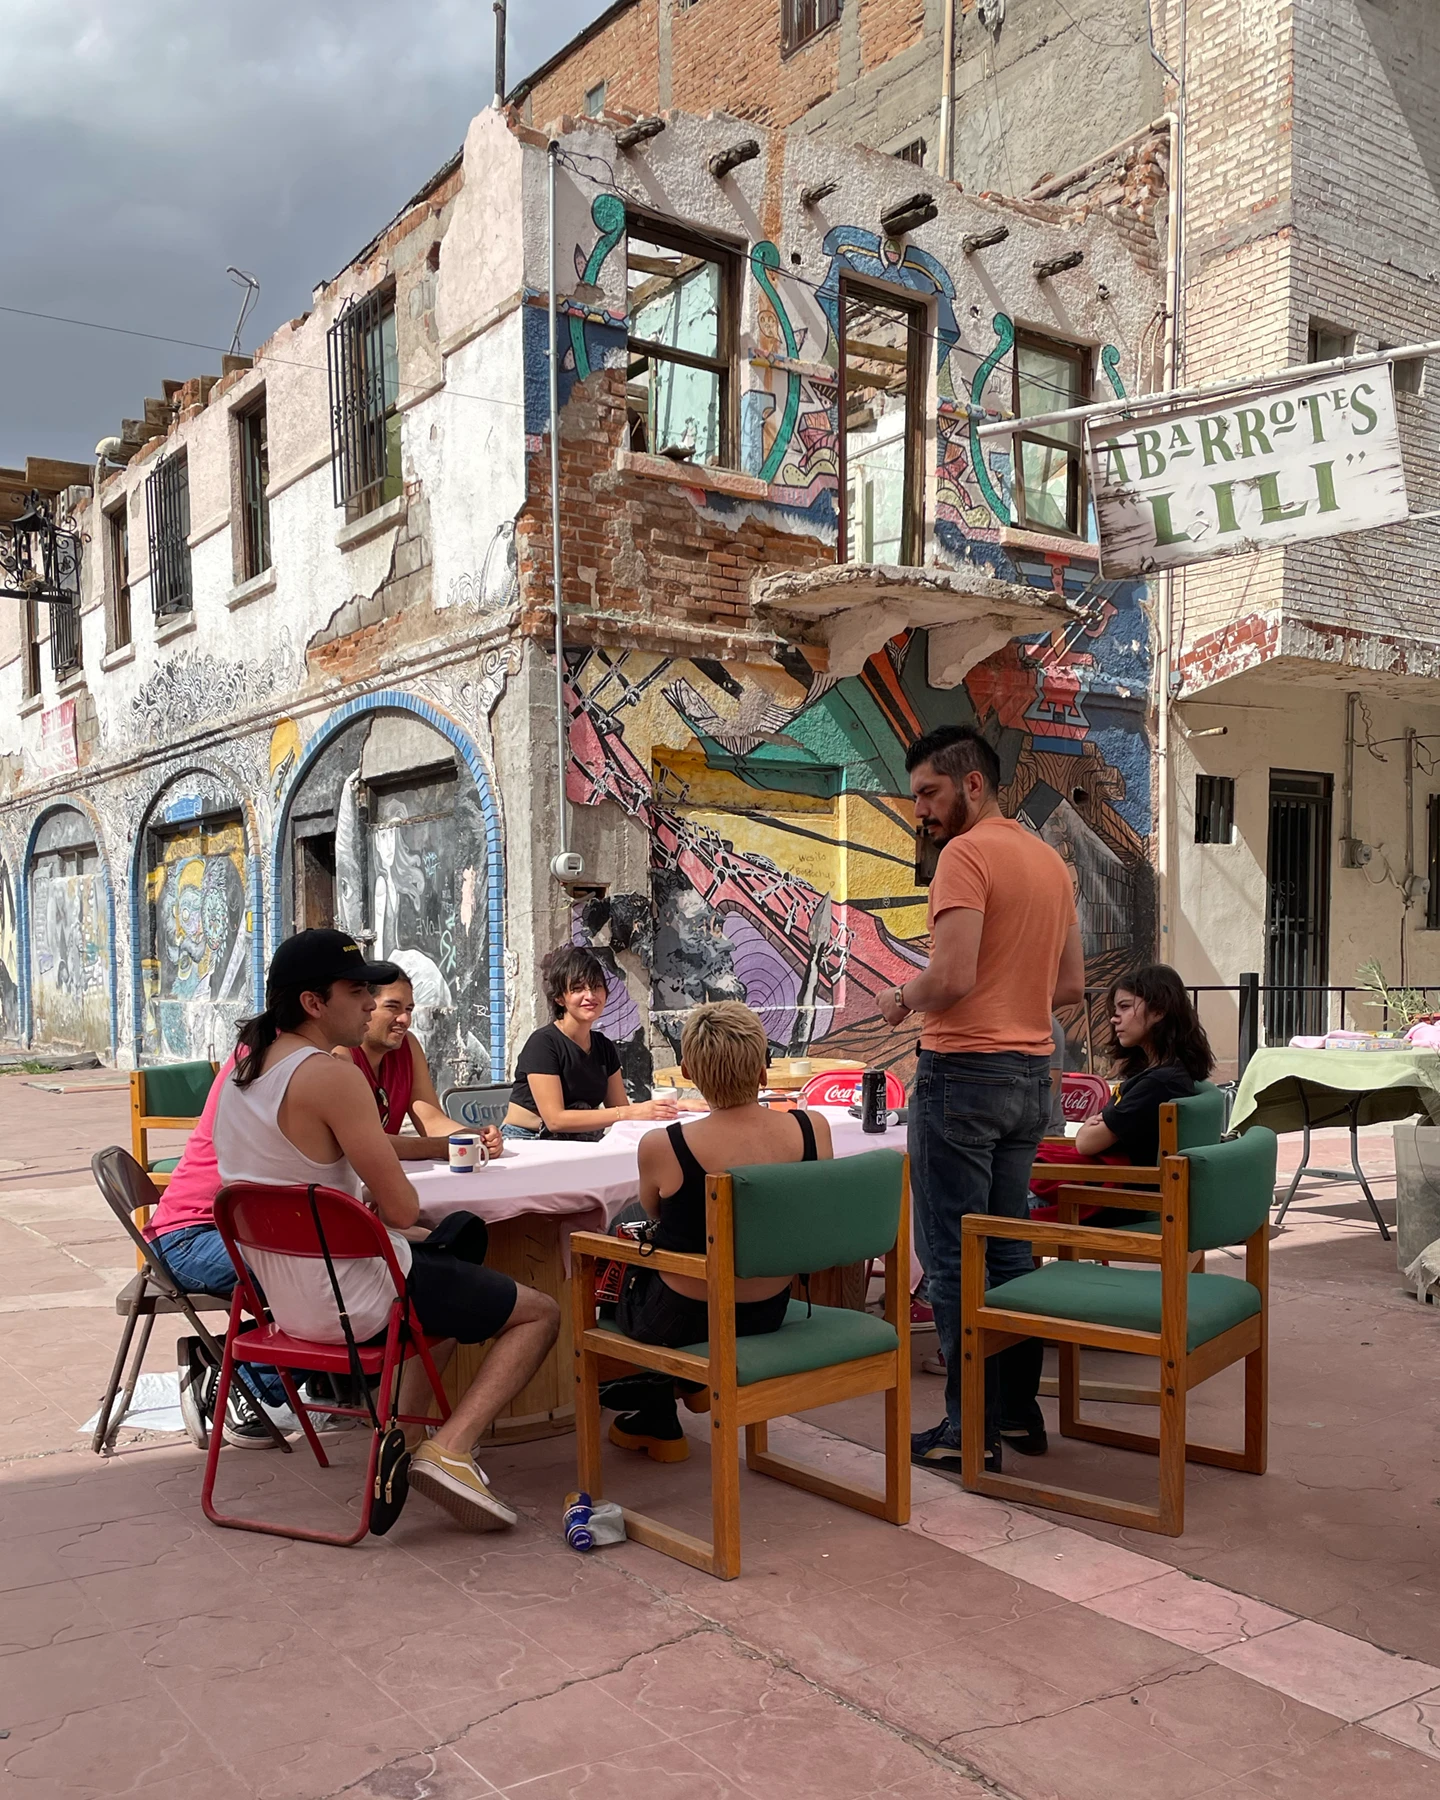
[892,984,911,1016]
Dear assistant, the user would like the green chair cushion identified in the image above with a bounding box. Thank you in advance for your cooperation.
[1185,1129,1276,1252]
[986,1263,1261,1353]
[597,1299,899,1385]
[730,1149,905,1279]
[148,1157,182,1175]
[140,1060,216,1119]
[1173,1082,1226,1151]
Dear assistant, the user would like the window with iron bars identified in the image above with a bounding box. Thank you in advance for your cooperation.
[893,138,927,167]
[238,401,271,578]
[146,453,193,614]
[781,0,839,55]
[327,288,401,518]
[21,598,40,700]
[50,592,81,679]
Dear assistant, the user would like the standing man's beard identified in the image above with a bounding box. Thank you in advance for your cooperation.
[935,789,972,844]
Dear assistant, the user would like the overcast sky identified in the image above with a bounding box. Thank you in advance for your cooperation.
[0,0,606,470]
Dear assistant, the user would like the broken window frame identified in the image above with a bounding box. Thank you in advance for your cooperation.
[1011,330,1090,540]
[624,212,739,470]
[106,501,131,652]
[327,284,402,519]
[781,0,840,55]
[836,275,928,567]
[146,451,193,615]
[238,398,271,580]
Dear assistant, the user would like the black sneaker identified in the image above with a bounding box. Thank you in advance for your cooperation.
[222,1384,280,1450]
[910,1419,1001,1476]
[177,1337,218,1450]
[997,1419,1049,1457]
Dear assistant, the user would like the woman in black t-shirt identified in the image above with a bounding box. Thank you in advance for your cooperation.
[503,946,677,1139]
[1075,963,1215,1165]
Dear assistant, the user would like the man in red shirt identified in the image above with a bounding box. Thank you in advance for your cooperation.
[349,969,501,1161]
[879,726,1085,1473]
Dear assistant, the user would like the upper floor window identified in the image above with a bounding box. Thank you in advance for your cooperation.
[146,452,193,614]
[626,216,738,468]
[106,502,131,651]
[1012,332,1090,538]
[1379,341,1426,396]
[327,287,400,518]
[893,138,927,167]
[1307,321,1354,364]
[839,282,925,566]
[238,401,271,579]
[584,80,607,117]
[782,0,840,54]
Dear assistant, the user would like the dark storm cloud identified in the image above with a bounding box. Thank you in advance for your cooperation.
[0,0,607,467]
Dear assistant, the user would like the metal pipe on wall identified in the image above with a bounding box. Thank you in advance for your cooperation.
[937,0,956,182]
[493,0,507,108]
[547,140,569,860]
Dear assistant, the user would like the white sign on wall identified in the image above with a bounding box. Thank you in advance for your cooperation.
[1087,366,1410,575]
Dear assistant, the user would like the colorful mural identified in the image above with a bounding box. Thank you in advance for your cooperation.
[282,712,494,1089]
[0,862,19,1044]
[29,811,111,1053]
[141,813,251,1060]
[567,619,1153,1081]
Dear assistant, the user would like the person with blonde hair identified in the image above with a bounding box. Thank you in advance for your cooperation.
[606,1001,833,1461]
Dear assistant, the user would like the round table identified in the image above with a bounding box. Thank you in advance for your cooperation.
[406,1108,898,1443]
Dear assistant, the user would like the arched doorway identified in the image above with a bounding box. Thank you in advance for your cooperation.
[136,771,256,1061]
[27,806,114,1053]
[278,706,495,1088]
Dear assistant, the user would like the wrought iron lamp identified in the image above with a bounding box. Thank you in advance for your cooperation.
[0,491,83,676]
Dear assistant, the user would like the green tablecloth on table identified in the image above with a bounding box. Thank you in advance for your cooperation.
[1230,1047,1440,1134]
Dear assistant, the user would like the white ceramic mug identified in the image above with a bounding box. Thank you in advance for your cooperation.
[447,1132,485,1173]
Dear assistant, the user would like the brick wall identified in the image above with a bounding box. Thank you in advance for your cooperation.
[512,331,829,656]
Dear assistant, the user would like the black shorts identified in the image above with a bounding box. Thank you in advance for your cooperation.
[616,1265,790,1347]
[406,1242,517,1343]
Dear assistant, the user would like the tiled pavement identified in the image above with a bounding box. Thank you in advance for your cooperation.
[2,1075,1438,1799]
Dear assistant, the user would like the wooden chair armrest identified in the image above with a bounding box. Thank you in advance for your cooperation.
[1053,1185,1165,1212]
[139,1116,203,1131]
[961,1213,1161,1261]
[1030,1162,1160,1185]
[569,1231,709,1282]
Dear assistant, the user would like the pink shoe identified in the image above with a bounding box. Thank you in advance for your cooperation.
[909,1296,935,1328]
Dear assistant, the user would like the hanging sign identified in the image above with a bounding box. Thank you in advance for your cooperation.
[1087,365,1410,575]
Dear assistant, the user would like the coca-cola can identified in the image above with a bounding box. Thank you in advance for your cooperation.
[860,1067,887,1133]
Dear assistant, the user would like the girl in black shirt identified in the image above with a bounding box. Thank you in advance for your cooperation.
[1076,963,1215,1164]
[504,946,676,1139]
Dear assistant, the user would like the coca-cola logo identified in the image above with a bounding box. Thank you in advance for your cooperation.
[810,1078,861,1107]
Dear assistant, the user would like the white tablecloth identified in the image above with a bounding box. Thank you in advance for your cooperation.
[410,1107,893,1236]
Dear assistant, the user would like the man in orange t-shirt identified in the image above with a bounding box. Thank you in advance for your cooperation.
[879,725,1085,1473]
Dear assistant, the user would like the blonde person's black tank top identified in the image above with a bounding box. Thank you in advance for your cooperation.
[650,1111,817,1254]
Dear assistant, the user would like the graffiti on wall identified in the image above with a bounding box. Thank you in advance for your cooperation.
[141,811,251,1060]
[0,863,20,1044]
[284,713,493,1088]
[566,616,1153,1081]
[30,814,111,1053]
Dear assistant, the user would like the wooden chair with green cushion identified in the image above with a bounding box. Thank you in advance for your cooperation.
[962,1126,1275,1537]
[571,1148,911,1580]
[1035,1081,1228,1408]
[130,1060,218,1220]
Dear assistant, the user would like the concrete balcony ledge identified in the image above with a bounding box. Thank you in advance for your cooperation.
[752,560,1071,685]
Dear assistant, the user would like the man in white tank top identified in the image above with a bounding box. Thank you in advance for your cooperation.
[215,930,560,1531]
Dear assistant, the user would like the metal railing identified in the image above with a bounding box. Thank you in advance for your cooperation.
[1075,974,1440,1078]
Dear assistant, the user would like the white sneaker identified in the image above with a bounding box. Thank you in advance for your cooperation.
[922,1349,946,1376]
[408,1442,518,1531]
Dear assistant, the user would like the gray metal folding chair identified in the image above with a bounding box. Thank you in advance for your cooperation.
[440,1083,511,1130]
[89,1147,288,1455]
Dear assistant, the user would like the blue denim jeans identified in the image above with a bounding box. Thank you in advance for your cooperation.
[153,1224,286,1408]
[908,1049,1050,1433]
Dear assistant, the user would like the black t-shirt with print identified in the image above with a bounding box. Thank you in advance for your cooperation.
[1100,1063,1197,1165]
[510,1023,621,1118]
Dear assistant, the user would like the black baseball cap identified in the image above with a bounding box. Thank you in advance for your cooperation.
[266,929,401,998]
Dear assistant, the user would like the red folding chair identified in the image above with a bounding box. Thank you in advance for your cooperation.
[201,1181,452,1547]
